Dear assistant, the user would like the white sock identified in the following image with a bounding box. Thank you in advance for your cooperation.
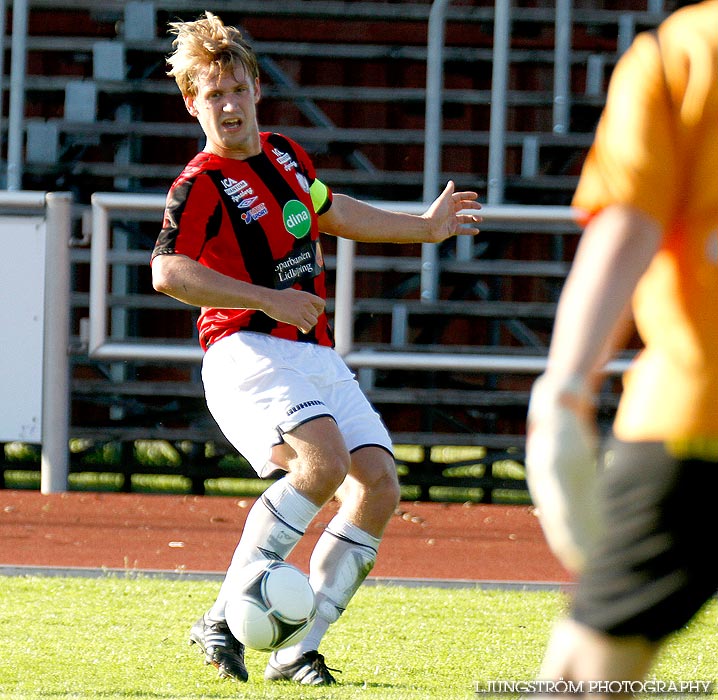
[207,478,320,623]
[273,516,380,664]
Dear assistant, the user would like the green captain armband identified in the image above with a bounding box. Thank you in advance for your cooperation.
[310,178,332,215]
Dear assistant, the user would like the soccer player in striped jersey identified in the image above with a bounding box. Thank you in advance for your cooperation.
[151,12,481,687]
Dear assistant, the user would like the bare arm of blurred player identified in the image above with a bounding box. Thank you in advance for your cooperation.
[526,204,662,573]
[545,204,661,384]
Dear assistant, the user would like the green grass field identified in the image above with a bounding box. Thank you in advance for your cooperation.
[0,575,715,699]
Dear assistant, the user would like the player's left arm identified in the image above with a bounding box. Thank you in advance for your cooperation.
[525,204,662,573]
[318,180,482,244]
[544,204,661,384]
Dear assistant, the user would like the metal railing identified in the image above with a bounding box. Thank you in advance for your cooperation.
[2,190,635,495]
[89,192,632,375]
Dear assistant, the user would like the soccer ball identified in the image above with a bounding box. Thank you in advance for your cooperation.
[225,559,316,652]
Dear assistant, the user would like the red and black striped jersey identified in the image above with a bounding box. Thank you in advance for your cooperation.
[152,132,334,351]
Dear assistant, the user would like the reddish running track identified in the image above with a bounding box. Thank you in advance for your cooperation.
[0,491,571,583]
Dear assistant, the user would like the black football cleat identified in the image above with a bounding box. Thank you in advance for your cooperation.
[189,614,248,682]
[264,650,339,685]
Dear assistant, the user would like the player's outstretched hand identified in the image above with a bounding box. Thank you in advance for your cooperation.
[422,180,482,243]
[525,374,602,575]
[264,287,326,334]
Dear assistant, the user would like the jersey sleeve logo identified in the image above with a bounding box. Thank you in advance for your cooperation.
[283,200,312,238]
[295,172,310,193]
[272,147,298,171]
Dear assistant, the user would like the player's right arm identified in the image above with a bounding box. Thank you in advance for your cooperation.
[151,253,325,334]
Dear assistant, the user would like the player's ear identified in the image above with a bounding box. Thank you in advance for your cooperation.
[254,77,261,104]
[184,94,199,117]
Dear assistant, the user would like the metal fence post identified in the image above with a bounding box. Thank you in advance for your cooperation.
[40,192,73,494]
[553,0,572,135]
[487,0,511,205]
[333,236,356,357]
[6,0,29,190]
[0,0,6,186]
[421,0,452,302]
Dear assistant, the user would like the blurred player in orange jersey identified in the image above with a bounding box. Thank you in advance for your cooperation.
[525,0,718,693]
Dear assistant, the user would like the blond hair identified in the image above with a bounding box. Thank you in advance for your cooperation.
[166,12,259,97]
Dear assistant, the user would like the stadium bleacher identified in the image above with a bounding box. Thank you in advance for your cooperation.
[1,0,661,498]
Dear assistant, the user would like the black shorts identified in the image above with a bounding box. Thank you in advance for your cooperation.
[571,437,718,641]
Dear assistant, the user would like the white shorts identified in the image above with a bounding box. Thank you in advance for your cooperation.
[201,332,393,477]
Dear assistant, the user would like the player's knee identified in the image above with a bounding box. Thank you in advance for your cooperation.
[381,468,402,511]
[290,445,350,502]
[345,453,401,512]
[277,417,351,495]
[318,451,352,492]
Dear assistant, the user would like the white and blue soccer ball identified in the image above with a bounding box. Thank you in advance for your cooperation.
[225,559,316,652]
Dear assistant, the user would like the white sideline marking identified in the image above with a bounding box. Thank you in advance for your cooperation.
[0,564,572,590]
